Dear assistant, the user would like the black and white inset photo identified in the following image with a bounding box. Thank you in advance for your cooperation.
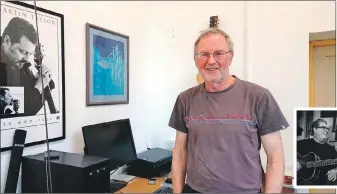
[0,86,24,117]
[295,108,337,189]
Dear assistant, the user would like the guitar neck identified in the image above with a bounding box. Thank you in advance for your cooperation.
[307,159,337,168]
[44,86,57,114]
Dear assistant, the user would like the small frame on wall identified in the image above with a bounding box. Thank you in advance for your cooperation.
[86,23,129,106]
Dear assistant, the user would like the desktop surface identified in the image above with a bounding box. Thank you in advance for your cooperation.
[116,173,295,194]
[116,176,167,193]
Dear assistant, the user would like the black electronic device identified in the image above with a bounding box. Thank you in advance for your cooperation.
[21,150,111,193]
[82,118,138,171]
[153,186,173,193]
[126,148,172,179]
[164,178,172,184]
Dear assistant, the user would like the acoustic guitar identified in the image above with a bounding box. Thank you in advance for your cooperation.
[196,16,220,84]
[297,152,337,181]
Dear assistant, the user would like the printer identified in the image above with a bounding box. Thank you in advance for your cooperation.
[126,147,172,179]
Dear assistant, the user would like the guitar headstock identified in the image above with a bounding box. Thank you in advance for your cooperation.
[209,15,219,28]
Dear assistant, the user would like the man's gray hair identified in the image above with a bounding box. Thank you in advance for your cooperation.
[194,28,234,55]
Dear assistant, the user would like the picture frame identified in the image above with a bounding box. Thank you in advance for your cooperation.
[294,108,337,189]
[0,1,66,152]
[86,23,129,106]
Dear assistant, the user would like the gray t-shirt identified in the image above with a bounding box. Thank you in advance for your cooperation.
[168,76,289,193]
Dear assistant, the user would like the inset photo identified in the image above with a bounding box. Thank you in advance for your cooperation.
[294,108,337,189]
[0,86,24,117]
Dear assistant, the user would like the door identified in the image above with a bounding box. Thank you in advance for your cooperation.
[310,40,336,107]
[313,45,336,107]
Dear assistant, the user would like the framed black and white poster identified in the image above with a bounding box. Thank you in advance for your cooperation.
[0,1,65,152]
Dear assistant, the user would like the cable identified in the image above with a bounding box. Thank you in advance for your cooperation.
[110,167,119,175]
[33,1,53,193]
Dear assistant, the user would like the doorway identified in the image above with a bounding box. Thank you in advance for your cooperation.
[308,31,336,194]
[309,38,336,107]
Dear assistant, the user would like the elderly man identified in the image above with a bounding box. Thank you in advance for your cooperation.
[169,28,289,193]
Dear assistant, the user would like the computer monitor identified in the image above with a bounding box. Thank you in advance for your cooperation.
[82,118,137,171]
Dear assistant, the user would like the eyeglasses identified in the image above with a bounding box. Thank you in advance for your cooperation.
[317,126,330,131]
[195,51,230,61]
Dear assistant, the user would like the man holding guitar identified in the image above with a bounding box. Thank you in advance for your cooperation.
[0,17,54,117]
[297,118,337,185]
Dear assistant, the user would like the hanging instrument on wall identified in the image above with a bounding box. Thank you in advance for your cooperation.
[196,15,220,84]
[209,15,219,28]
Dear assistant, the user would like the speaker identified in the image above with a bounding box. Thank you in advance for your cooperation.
[4,129,27,193]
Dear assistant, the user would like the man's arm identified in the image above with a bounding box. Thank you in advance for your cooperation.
[261,130,285,193]
[172,131,188,193]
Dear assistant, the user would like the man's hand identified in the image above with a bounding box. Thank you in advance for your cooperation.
[297,162,301,171]
[326,169,337,182]
[34,64,52,93]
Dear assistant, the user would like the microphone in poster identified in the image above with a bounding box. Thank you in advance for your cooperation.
[12,99,19,114]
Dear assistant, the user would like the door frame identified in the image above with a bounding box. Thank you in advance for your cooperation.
[309,39,336,107]
[308,39,336,194]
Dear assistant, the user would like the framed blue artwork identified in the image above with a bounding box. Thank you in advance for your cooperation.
[86,23,129,106]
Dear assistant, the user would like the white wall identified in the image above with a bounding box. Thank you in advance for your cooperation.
[245,1,335,174]
[0,1,335,192]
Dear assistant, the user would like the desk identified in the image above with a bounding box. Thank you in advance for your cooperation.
[117,177,295,193]
[116,177,165,193]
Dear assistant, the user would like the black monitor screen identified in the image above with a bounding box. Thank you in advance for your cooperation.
[82,118,137,170]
